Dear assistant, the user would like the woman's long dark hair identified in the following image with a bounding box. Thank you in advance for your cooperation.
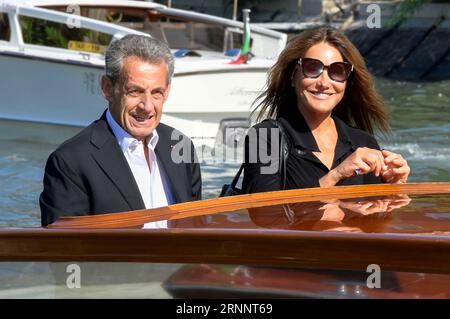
[254,26,390,134]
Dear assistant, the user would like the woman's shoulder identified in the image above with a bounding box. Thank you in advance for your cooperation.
[247,119,284,139]
[250,119,281,130]
[347,125,376,140]
[245,119,285,147]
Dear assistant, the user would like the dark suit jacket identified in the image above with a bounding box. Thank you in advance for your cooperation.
[40,112,202,226]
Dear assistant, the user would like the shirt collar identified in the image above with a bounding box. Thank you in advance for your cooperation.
[333,116,354,149]
[279,107,319,152]
[279,107,354,152]
[106,109,159,152]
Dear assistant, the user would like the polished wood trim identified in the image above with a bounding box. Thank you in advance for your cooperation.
[49,183,450,229]
[0,228,449,274]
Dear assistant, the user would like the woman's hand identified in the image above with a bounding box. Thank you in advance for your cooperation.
[319,147,386,187]
[380,150,410,183]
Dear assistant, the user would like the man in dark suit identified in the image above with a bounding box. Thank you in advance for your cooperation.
[40,35,201,227]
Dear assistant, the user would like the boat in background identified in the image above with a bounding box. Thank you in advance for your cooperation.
[0,0,287,148]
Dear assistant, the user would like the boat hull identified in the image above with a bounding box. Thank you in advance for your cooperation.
[0,53,267,148]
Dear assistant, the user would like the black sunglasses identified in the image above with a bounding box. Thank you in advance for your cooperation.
[297,58,353,83]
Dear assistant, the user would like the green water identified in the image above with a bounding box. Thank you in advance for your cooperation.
[376,80,450,182]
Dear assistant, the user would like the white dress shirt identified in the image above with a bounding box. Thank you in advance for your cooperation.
[106,110,174,228]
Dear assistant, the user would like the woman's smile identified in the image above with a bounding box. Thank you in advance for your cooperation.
[307,90,335,100]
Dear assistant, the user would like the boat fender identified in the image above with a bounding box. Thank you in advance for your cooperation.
[174,49,201,57]
[225,48,241,57]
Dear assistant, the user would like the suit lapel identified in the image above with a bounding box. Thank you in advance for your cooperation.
[90,115,145,211]
[155,124,189,203]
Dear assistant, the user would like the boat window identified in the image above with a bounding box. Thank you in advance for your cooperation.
[167,194,450,234]
[0,13,10,41]
[18,15,112,54]
[89,8,230,51]
[161,21,225,51]
[43,6,246,52]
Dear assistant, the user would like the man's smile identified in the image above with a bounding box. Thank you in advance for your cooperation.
[131,113,154,123]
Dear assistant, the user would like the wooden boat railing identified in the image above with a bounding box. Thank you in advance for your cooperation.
[50,182,450,229]
[0,183,449,275]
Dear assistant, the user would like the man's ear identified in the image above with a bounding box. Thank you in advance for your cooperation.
[101,75,114,102]
[164,84,171,102]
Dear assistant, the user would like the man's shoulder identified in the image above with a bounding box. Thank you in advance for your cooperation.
[53,118,105,156]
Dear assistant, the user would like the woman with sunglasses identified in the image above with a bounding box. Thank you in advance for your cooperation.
[242,26,410,193]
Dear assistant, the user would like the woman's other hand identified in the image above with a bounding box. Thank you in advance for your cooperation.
[380,150,410,183]
[319,147,386,187]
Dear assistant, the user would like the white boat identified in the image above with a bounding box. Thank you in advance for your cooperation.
[0,0,287,148]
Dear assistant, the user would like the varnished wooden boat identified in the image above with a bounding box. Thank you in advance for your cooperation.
[164,264,450,299]
[1,183,450,298]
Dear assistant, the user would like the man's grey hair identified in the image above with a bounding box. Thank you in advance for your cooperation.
[105,34,174,84]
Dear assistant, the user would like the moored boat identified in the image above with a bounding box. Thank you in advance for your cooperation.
[0,0,287,148]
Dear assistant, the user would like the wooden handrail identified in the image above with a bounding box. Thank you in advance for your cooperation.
[49,182,450,229]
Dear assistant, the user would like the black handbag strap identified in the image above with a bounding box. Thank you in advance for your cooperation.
[230,161,245,187]
[230,119,291,190]
[274,119,291,190]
